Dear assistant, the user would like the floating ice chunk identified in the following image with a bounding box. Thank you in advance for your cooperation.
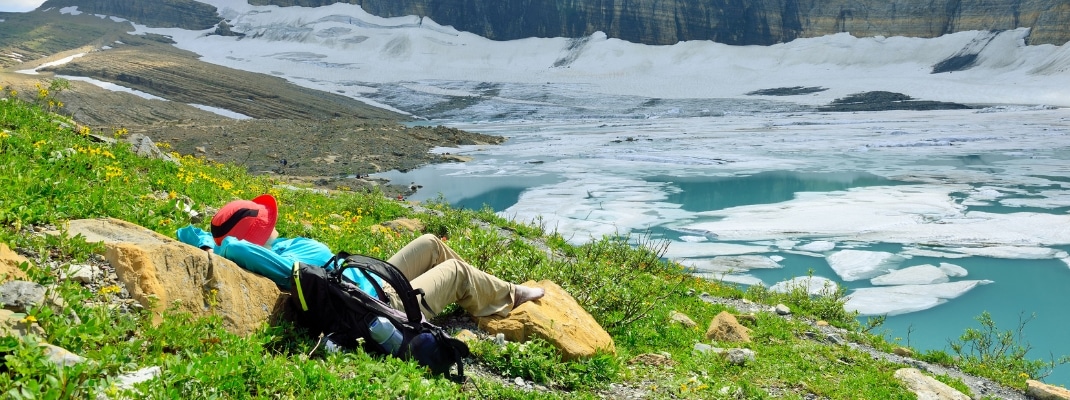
[939,262,968,277]
[682,255,782,274]
[999,189,1070,208]
[693,272,764,286]
[944,246,1066,259]
[899,247,971,259]
[679,235,708,243]
[782,250,826,258]
[972,187,1004,200]
[770,255,785,262]
[843,280,992,316]
[870,264,949,285]
[796,240,835,252]
[672,227,719,241]
[775,240,797,249]
[826,249,903,281]
[665,242,772,258]
[769,276,839,296]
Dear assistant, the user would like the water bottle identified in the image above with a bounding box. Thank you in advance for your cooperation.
[368,316,403,355]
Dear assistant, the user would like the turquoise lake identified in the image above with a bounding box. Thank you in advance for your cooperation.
[383,167,1070,386]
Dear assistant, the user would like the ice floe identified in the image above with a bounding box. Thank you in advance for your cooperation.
[938,262,968,277]
[695,272,764,286]
[899,247,973,259]
[826,249,904,281]
[665,241,773,259]
[941,246,1069,259]
[681,255,782,274]
[843,280,993,316]
[769,276,840,296]
[870,264,949,285]
[796,240,836,252]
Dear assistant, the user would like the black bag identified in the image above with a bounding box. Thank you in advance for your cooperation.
[288,252,470,381]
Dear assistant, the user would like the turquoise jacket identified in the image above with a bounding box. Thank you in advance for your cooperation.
[176,225,380,297]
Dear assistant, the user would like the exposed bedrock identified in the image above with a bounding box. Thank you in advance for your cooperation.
[236,0,1070,46]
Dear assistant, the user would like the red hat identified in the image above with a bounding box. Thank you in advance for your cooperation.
[210,194,278,246]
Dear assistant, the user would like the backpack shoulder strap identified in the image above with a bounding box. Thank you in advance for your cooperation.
[330,253,425,324]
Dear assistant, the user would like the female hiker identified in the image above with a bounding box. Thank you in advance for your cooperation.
[176,194,544,319]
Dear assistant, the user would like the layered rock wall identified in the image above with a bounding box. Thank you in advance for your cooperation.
[40,0,220,29]
[251,0,1070,45]
[37,0,1070,45]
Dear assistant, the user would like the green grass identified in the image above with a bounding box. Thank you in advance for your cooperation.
[0,81,1061,398]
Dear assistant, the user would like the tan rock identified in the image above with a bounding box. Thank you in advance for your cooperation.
[893,368,969,400]
[379,218,425,235]
[476,280,615,361]
[64,218,288,336]
[1027,379,1070,400]
[0,243,30,282]
[41,343,85,366]
[706,311,752,343]
[669,310,697,328]
[454,329,479,344]
[893,347,914,357]
[0,309,45,337]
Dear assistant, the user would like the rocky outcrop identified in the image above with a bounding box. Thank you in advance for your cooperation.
[0,243,30,282]
[894,368,970,400]
[28,0,1070,46]
[250,0,1070,46]
[63,218,288,336]
[476,280,615,360]
[1027,379,1070,400]
[705,311,752,343]
[39,0,220,30]
[45,39,403,122]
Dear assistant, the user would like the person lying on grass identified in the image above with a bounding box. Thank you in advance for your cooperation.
[177,194,545,319]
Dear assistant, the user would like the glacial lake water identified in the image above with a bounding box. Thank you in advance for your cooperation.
[381,163,1070,386]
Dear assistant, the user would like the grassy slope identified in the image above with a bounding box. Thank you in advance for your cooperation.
[0,83,1049,399]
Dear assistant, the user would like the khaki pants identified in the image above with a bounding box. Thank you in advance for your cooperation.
[385,234,515,319]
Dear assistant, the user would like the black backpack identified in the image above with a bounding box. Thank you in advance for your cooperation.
[288,252,470,381]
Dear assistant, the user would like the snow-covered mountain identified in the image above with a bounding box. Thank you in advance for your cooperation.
[105,0,1070,113]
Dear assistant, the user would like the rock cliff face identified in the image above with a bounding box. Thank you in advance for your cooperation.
[247,0,1070,46]
[39,0,220,30]
[34,0,1070,45]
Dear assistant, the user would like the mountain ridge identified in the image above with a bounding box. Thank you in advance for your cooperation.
[25,0,1070,47]
[253,0,1070,46]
